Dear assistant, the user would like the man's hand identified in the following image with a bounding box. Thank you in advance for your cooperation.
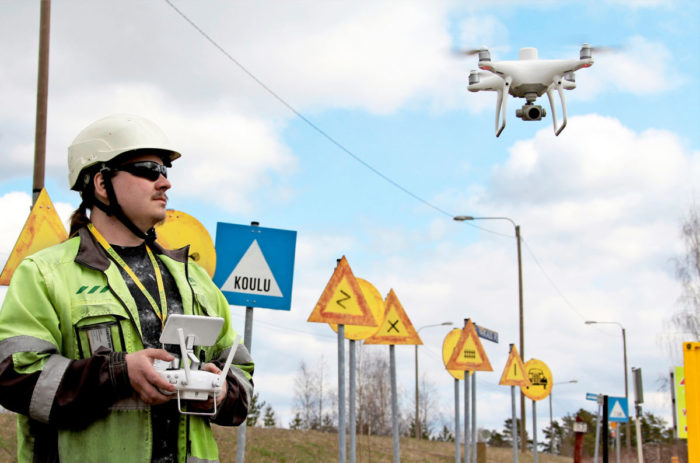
[125,349,177,405]
[188,363,228,412]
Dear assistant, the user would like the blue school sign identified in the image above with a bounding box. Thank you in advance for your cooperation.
[213,222,297,310]
[608,396,629,423]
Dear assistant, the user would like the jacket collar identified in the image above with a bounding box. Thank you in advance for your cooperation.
[75,225,190,271]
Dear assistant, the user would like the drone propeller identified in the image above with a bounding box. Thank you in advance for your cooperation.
[458,48,484,56]
[451,46,490,57]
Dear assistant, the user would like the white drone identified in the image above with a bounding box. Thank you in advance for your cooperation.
[466,44,595,137]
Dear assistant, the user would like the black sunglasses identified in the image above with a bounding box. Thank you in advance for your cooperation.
[117,161,168,181]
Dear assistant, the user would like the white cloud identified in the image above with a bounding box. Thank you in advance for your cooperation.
[577,36,684,98]
[488,114,696,206]
[166,113,297,213]
[457,15,510,54]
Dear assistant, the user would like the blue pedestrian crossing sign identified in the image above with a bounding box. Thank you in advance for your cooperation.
[608,396,629,423]
[213,222,296,310]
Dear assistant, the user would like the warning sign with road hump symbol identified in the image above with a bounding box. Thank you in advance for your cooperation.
[308,256,377,326]
[445,319,493,372]
[364,288,421,345]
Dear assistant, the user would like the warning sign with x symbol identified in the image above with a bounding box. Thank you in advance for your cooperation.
[364,289,422,345]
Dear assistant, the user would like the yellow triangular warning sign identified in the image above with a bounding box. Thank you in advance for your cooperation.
[499,345,531,387]
[330,278,384,340]
[308,256,376,326]
[445,319,493,372]
[364,289,422,345]
[0,189,68,285]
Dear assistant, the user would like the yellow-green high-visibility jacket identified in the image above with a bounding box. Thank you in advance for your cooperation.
[0,227,254,463]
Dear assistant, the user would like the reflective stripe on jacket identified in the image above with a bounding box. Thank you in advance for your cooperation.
[0,227,254,463]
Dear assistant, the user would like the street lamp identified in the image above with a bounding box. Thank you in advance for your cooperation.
[549,379,578,451]
[585,320,630,448]
[415,321,453,439]
[454,215,526,450]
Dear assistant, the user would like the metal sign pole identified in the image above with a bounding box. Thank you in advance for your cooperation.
[511,385,519,463]
[455,379,461,463]
[235,221,262,463]
[235,304,254,463]
[471,372,477,463]
[594,396,602,463]
[464,372,470,463]
[338,325,346,463]
[635,413,643,463]
[532,400,538,463]
[390,345,400,463]
[349,339,356,463]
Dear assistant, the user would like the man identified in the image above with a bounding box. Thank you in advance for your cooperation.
[0,114,254,462]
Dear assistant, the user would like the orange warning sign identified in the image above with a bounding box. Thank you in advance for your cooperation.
[499,345,531,387]
[364,289,422,345]
[1,189,68,285]
[308,256,376,326]
[445,319,493,372]
[330,278,384,340]
[155,210,217,278]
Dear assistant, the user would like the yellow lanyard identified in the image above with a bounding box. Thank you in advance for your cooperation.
[88,223,167,328]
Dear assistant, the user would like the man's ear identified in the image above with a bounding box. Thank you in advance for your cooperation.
[93,171,109,204]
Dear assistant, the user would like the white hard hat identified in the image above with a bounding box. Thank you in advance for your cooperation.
[67,114,181,190]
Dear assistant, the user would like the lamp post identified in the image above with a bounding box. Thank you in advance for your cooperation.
[549,380,578,452]
[454,215,526,451]
[585,320,630,448]
[415,321,453,439]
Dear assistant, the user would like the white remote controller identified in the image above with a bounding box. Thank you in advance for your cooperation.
[155,314,241,416]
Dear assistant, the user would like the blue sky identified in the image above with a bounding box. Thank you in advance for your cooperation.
[1,0,699,439]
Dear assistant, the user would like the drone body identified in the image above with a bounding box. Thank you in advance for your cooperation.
[467,45,594,136]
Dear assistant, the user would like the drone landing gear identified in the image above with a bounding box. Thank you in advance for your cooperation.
[494,76,512,137]
[546,77,568,136]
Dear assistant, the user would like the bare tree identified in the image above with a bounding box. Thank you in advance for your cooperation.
[293,360,319,429]
[404,374,439,438]
[356,346,393,436]
[672,203,700,340]
[292,356,333,430]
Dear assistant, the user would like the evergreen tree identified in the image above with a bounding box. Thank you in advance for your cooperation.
[561,409,597,457]
[289,412,303,430]
[408,418,430,439]
[263,404,277,428]
[487,430,508,447]
[502,418,526,447]
[434,425,454,442]
[542,421,565,454]
[246,392,265,427]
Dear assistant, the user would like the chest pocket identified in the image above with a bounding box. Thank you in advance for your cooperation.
[191,288,214,317]
[71,302,130,359]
